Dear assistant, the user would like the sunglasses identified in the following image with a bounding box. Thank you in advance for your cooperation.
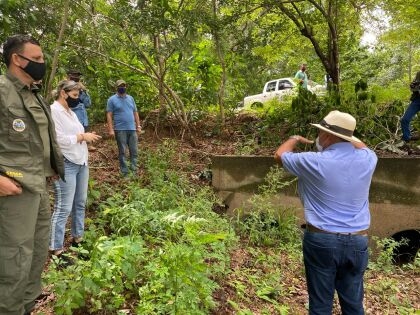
[62,80,79,91]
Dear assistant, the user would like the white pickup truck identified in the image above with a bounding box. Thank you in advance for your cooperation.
[238,77,325,111]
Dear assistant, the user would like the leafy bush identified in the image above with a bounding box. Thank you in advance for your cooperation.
[137,242,218,314]
[249,84,411,149]
[368,236,408,273]
[46,142,236,314]
[46,236,147,314]
[233,166,301,247]
[235,205,300,247]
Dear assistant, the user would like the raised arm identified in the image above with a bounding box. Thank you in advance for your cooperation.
[274,135,314,164]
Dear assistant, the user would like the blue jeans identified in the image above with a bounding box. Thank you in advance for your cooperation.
[401,96,420,141]
[50,160,89,251]
[303,231,369,315]
[115,130,138,175]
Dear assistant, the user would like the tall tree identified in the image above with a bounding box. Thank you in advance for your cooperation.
[380,0,420,82]
[264,0,372,89]
[129,0,201,138]
[45,0,70,102]
[211,0,227,125]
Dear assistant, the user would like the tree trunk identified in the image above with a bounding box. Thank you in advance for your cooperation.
[154,35,167,135]
[212,0,226,126]
[408,40,412,82]
[326,0,340,87]
[277,0,341,89]
[45,0,70,102]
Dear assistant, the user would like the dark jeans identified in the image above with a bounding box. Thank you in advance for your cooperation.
[115,130,138,175]
[401,96,420,141]
[303,231,369,315]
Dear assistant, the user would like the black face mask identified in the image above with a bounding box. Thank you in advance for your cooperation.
[117,87,126,94]
[66,95,80,108]
[18,54,46,81]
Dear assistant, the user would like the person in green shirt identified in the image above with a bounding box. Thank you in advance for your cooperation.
[0,34,64,315]
[295,63,308,89]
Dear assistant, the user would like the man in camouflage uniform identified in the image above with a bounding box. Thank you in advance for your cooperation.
[0,34,64,315]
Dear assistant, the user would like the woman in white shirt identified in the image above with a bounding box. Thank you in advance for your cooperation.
[49,80,101,264]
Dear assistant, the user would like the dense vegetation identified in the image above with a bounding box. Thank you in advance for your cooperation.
[45,141,236,314]
[42,139,419,314]
[1,1,419,313]
[1,0,419,131]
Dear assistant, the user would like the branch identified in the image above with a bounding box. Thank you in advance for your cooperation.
[64,42,155,79]
[306,0,338,40]
[276,0,306,3]
[275,0,331,68]
[69,5,192,133]
[276,0,337,41]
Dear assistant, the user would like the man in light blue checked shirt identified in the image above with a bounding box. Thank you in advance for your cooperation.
[274,110,378,315]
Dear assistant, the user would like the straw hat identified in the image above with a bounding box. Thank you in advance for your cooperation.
[311,110,361,142]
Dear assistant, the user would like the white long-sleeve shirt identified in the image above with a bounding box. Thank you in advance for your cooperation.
[50,100,88,165]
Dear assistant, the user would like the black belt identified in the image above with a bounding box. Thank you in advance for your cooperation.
[306,223,368,236]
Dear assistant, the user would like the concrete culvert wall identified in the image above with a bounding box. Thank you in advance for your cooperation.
[211,155,420,263]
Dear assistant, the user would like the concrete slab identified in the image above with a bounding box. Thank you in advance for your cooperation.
[211,155,420,241]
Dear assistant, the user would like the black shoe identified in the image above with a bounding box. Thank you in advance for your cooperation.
[409,135,420,141]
